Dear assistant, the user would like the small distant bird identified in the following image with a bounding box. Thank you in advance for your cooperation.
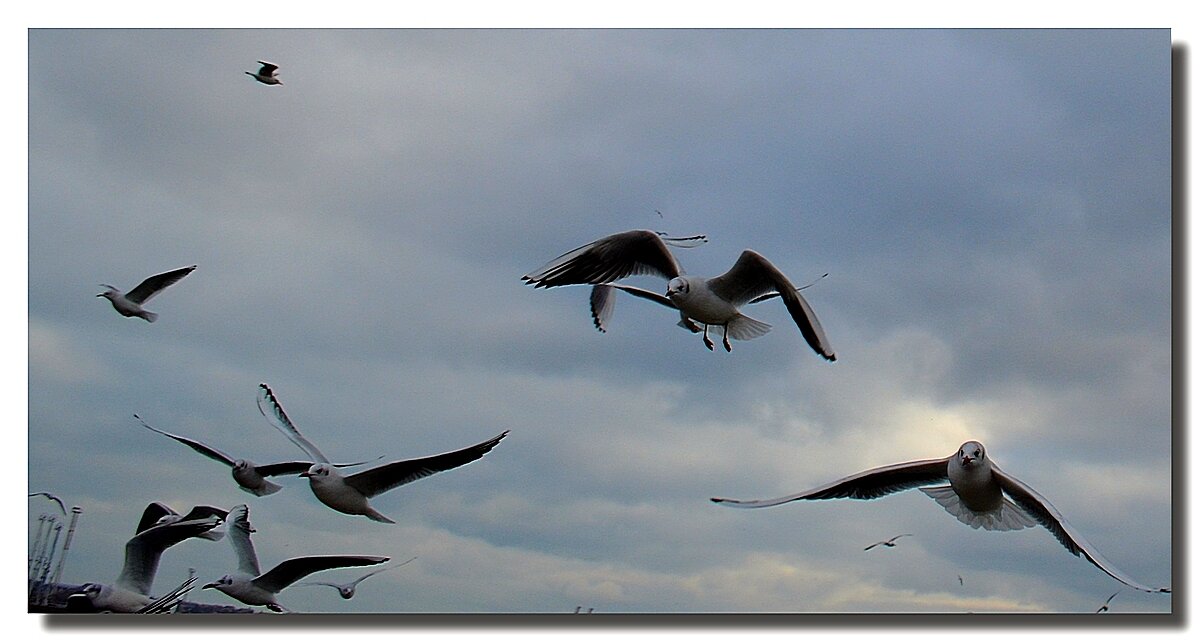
[1096,590,1121,613]
[574,606,595,613]
[96,265,196,322]
[257,383,509,523]
[711,441,1170,594]
[863,533,912,551]
[246,61,282,85]
[134,414,376,496]
[28,492,67,516]
[297,556,417,599]
[202,505,387,612]
[958,574,964,586]
[72,508,223,612]
[523,229,835,358]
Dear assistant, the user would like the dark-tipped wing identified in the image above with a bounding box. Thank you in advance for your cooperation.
[135,414,236,467]
[125,265,196,304]
[117,515,222,596]
[255,556,389,594]
[256,383,331,463]
[226,504,261,577]
[346,431,509,498]
[254,461,317,476]
[257,61,279,75]
[136,502,178,534]
[711,457,950,507]
[707,250,835,361]
[991,465,1170,593]
[523,230,684,288]
[589,283,678,332]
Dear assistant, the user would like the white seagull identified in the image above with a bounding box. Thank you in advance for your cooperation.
[522,229,835,358]
[711,441,1171,594]
[74,508,223,612]
[96,264,196,322]
[863,533,913,551]
[246,61,282,85]
[297,556,417,599]
[257,383,510,523]
[134,413,376,496]
[202,505,387,612]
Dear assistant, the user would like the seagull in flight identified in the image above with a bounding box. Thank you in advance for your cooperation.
[863,533,913,551]
[96,265,196,322]
[28,492,67,516]
[202,505,387,612]
[711,441,1170,594]
[257,383,510,523]
[246,61,282,85]
[73,507,223,612]
[134,414,376,496]
[297,556,417,599]
[522,229,835,358]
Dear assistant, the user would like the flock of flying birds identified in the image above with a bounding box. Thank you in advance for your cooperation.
[35,59,1171,615]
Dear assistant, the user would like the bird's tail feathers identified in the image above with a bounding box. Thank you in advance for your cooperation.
[726,314,772,341]
[920,486,1037,531]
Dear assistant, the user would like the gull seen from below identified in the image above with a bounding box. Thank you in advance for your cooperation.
[96,264,196,322]
[246,61,282,85]
[202,505,388,612]
[523,229,835,358]
[297,556,418,599]
[257,383,510,523]
[134,413,377,496]
[71,507,223,612]
[711,441,1170,594]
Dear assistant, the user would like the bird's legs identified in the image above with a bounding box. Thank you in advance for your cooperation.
[701,325,714,351]
[722,326,732,352]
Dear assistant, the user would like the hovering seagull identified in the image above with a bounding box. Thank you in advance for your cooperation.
[257,383,509,523]
[202,505,387,612]
[135,502,229,542]
[72,509,223,612]
[522,229,835,358]
[96,265,196,322]
[134,414,375,496]
[246,61,282,85]
[711,441,1170,594]
[863,533,913,551]
[28,492,67,516]
[297,556,417,599]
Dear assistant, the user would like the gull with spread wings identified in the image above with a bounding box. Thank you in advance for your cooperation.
[523,229,835,358]
[712,441,1170,594]
[257,383,509,523]
[96,265,196,322]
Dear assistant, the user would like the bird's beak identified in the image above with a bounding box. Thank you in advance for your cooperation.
[201,583,218,590]
[299,471,311,478]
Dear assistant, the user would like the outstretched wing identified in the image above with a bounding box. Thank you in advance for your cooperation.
[257,61,279,75]
[256,383,331,463]
[711,457,950,507]
[135,502,178,534]
[117,515,222,596]
[707,250,835,361]
[346,431,509,498]
[255,556,388,594]
[991,465,1170,593]
[28,492,67,516]
[226,505,262,577]
[134,414,237,467]
[523,230,684,288]
[125,265,196,304]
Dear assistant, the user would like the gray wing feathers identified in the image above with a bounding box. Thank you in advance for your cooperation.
[125,265,196,304]
[256,383,331,463]
[523,230,683,287]
[990,465,1170,593]
[590,283,678,332]
[255,556,388,594]
[346,431,509,498]
[712,457,950,507]
[226,505,262,577]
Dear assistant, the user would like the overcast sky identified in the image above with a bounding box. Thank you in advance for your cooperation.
[23,27,1173,617]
